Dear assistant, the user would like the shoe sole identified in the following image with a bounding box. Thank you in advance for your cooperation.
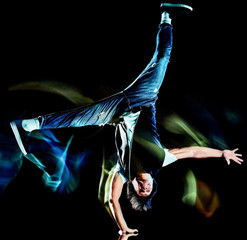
[161,3,193,12]
[10,121,28,155]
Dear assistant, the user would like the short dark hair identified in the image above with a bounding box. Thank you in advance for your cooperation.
[126,179,158,211]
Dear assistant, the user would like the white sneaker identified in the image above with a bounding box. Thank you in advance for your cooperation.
[10,119,39,155]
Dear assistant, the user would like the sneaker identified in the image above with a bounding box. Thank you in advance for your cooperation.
[161,3,193,17]
[10,120,29,155]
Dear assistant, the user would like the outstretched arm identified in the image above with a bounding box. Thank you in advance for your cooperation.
[169,147,243,165]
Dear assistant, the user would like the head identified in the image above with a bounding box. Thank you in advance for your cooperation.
[126,173,158,211]
[132,173,154,197]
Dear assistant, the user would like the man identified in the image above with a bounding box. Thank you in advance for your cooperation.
[10,3,243,235]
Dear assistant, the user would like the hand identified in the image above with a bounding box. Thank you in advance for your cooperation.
[118,232,138,240]
[223,148,243,165]
[118,228,139,236]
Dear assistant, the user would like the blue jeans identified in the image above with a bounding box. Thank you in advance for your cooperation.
[40,24,173,134]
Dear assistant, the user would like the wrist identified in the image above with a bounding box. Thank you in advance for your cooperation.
[121,226,129,233]
[222,150,228,158]
[222,150,225,157]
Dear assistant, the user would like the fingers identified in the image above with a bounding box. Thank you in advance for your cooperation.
[130,232,139,237]
[236,156,244,162]
[229,148,244,165]
[233,148,239,153]
[119,229,139,236]
[229,156,244,165]
[129,229,139,235]
[233,157,244,165]
[225,155,244,166]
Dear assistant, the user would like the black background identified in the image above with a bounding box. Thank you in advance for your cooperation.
[1,1,246,239]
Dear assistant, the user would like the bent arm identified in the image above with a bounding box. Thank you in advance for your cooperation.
[109,172,138,234]
[168,146,243,165]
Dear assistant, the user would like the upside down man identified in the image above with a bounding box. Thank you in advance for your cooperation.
[10,3,243,235]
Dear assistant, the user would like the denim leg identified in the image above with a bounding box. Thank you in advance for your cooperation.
[134,105,162,148]
[123,23,173,109]
[40,92,126,129]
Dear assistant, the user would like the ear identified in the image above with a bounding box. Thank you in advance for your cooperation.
[131,178,138,190]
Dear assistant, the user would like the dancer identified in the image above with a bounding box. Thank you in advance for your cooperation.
[10,3,243,235]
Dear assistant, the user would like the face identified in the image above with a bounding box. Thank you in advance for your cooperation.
[132,173,153,197]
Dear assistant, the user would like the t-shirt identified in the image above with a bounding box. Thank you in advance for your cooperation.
[115,148,177,183]
[162,148,177,167]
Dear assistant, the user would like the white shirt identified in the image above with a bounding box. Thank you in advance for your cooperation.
[115,148,177,183]
[162,148,177,167]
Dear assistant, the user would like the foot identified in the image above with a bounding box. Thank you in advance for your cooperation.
[160,3,193,18]
[10,120,29,155]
